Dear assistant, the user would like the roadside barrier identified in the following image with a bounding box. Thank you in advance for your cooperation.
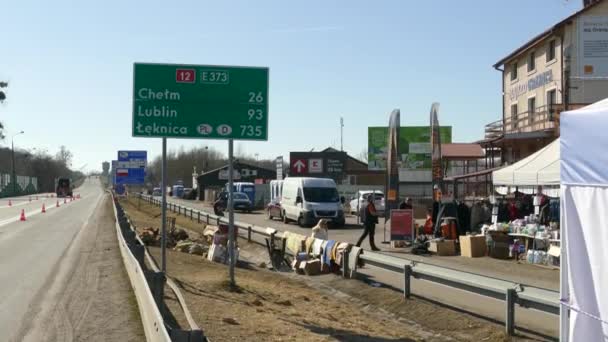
[136,193,559,336]
[110,192,206,342]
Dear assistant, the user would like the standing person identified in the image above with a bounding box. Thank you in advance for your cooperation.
[399,197,413,209]
[356,194,380,251]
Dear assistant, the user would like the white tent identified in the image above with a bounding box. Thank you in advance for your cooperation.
[560,98,608,341]
[493,138,560,187]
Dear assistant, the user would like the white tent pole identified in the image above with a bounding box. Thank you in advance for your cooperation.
[559,188,569,341]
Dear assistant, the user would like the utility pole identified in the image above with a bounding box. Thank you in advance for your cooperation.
[340,117,344,151]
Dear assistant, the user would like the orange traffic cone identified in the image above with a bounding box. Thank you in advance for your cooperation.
[20,209,26,221]
[8,200,12,206]
[41,203,46,213]
[56,200,60,207]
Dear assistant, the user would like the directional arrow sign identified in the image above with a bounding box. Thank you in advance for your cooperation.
[292,159,307,174]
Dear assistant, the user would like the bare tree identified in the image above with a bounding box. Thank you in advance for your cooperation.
[56,145,73,168]
[357,147,369,163]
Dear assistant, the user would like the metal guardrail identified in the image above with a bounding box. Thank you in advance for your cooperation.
[111,193,171,342]
[136,193,559,336]
[113,193,206,341]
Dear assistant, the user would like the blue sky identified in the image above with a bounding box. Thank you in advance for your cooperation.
[0,0,582,172]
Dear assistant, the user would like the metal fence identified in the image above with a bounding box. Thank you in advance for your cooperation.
[0,173,38,197]
[136,193,559,337]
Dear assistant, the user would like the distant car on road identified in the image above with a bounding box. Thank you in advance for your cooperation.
[349,191,385,216]
[152,187,162,196]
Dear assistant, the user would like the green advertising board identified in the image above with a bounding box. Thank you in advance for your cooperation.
[132,63,269,140]
[368,126,452,170]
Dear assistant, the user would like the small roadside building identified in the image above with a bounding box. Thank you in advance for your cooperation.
[196,161,276,201]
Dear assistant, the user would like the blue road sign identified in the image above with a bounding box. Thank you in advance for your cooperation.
[116,151,147,185]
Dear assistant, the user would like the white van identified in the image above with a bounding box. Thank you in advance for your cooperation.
[280,177,345,227]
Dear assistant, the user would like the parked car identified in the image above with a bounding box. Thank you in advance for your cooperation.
[231,192,253,212]
[152,187,162,196]
[280,177,345,227]
[349,191,385,216]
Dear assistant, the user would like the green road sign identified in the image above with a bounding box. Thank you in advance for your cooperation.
[132,63,269,140]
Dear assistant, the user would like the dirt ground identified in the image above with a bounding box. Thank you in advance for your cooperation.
[20,194,145,342]
[118,196,554,342]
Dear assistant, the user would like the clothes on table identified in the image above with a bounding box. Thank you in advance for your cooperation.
[433,201,460,237]
[456,201,470,235]
[334,242,351,266]
[311,238,324,257]
[284,231,306,255]
[304,237,314,254]
[508,202,519,221]
[549,199,560,222]
[496,201,510,223]
[347,246,363,278]
[322,240,336,267]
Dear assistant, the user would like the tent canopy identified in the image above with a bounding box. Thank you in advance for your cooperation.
[560,97,608,341]
[561,97,608,185]
[492,138,559,187]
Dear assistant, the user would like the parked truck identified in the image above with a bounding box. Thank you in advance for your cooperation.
[56,177,73,197]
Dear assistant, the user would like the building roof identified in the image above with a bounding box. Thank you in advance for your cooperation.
[319,147,368,167]
[199,161,274,177]
[441,143,485,159]
[493,0,603,68]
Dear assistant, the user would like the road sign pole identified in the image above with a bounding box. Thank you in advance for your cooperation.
[228,139,236,287]
[161,138,167,273]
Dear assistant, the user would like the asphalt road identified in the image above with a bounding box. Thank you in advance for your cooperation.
[157,195,559,338]
[0,178,143,341]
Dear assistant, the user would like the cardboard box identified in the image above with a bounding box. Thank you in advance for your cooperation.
[459,235,487,258]
[488,232,511,259]
[292,259,304,274]
[300,259,321,276]
[429,240,456,256]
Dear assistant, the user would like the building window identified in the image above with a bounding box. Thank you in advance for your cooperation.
[511,61,518,81]
[511,104,518,130]
[547,40,556,62]
[528,51,536,72]
[547,89,557,120]
[528,97,536,123]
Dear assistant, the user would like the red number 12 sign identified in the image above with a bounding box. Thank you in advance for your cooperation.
[176,69,195,83]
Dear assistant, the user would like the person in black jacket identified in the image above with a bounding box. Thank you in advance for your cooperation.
[399,197,413,209]
[356,194,380,251]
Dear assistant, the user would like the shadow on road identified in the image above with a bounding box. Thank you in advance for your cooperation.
[289,320,415,342]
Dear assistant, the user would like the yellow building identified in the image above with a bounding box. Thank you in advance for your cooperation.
[486,0,608,164]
